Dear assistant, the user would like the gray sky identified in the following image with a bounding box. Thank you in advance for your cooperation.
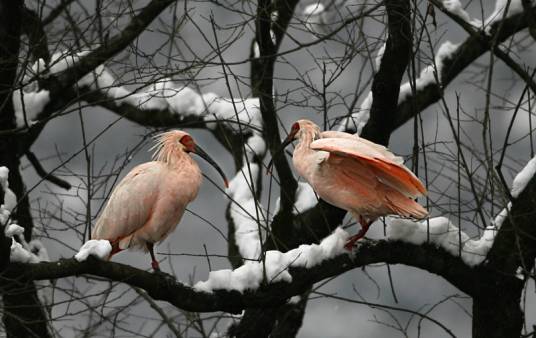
[19,0,536,336]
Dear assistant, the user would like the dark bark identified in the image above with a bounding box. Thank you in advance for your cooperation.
[232,0,303,335]
[21,7,50,63]
[469,164,536,337]
[360,0,412,146]
[473,291,524,338]
[5,238,479,313]
[15,0,177,156]
[0,1,533,336]
[236,1,412,336]
[0,1,50,337]
[254,0,298,214]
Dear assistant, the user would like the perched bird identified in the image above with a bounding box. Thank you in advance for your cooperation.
[92,130,228,271]
[273,119,427,250]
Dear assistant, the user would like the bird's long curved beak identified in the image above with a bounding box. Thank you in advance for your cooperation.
[266,133,295,175]
[194,145,229,188]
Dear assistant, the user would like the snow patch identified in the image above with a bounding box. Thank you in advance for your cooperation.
[203,96,262,133]
[1,165,52,308]
[303,2,329,34]
[389,155,536,267]
[227,163,263,260]
[511,156,536,198]
[374,43,385,69]
[398,41,459,104]
[484,0,526,32]
[293,182,318,214]
[10,240,34,263]
[442,0,482,27]
[17,51,262,133]
[289,295,302,304]
[0,167,16,213]
[337,40,459,133]
[387,216,500,267]
[4,223,24,237]
[75,240,112,262]
[194,228,349,293]
[9,237,50,264]
[13,89,50,127]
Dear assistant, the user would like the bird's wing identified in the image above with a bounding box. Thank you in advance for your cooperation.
[320,131,404,165]
[92,162,162,242]
[311,138,426,198]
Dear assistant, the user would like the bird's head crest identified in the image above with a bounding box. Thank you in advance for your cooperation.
[151,130,192,163]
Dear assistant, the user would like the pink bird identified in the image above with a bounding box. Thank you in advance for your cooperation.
[92,130,228,271]
[274,119,427,250]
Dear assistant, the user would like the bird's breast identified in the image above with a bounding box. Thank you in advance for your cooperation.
[293,147,328,183]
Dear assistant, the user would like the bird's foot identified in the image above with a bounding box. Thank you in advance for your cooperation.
[344,219,372,251]
[344,236,360,251]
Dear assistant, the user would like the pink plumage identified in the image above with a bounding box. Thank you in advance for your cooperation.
[277,119,427,250]
[92,130,227,271]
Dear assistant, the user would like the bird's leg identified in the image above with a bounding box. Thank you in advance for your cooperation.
[146,243,176,287]
[344,216,372,251]
[147,243,160,272]
[109,239,123,257]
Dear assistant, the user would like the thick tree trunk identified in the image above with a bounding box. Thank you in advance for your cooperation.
[0,1,50,337]
[473,293,523,338]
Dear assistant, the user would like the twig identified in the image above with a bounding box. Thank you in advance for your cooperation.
[25,151,71,190]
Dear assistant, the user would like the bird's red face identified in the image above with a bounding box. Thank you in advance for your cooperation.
[182,135,229,188]
[289,122,300,140]
[179,135,196,153]
[266,121,301,174]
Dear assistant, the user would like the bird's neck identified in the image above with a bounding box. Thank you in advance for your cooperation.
[158,148,193,169]
[293,127,321,179]
[296,127,320,151]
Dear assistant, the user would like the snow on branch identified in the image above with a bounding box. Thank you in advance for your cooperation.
[74,240,112,262]
[194,228,349,293]
[302,2,329,34]
[484,0,527,29]
[337,40,458,134]
[227,161,263,260]
[442,0,482,28]
[15,51,262,135]
[387,155,536,267]
[1,167,50,265]
[227,131,267,260]
[11,232,480,313]
[0,166,17,221]
[441,0,530,34]
[273,181,319,215]
[510,156,536,198]
[0,166,52,307]
[387,216,500,267]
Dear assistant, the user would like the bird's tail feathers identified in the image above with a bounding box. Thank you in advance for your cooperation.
[386,195,428,219]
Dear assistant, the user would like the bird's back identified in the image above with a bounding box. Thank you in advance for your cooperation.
[303,137,427,219]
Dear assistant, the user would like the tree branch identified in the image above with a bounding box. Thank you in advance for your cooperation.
[255,0,297,214]
[430,0,536,94]
[18,0,177,154]
[361,0,412,146]
[25,150,71,190]
[5,239,478,314]
[394,6,536,132]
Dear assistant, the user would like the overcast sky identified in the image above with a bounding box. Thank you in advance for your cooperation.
[18,0,536,336]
